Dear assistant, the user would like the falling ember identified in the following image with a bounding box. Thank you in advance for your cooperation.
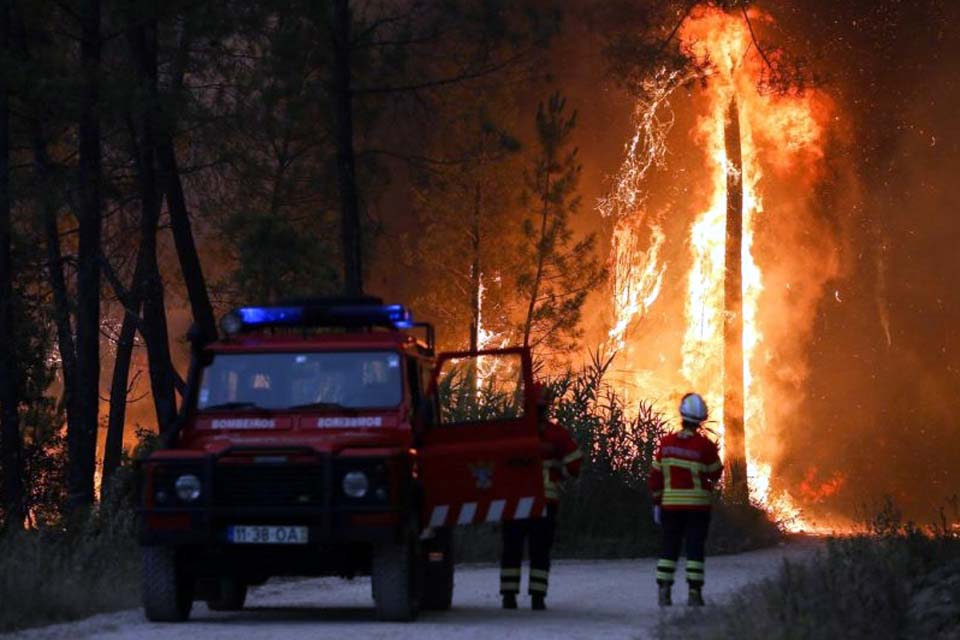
[603,6,842,531]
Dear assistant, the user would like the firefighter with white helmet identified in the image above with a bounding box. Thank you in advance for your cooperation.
[648,392,723,607]
[499,382,582,610]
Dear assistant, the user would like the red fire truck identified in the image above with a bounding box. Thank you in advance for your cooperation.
[139,299,546,622]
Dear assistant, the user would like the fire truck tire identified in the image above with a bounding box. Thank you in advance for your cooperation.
[142,546,194,622]
[205,578,247,611]
[421,528,454,611]
[371,526,422,621]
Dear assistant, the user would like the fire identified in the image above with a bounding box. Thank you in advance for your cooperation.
[604,6,844,532]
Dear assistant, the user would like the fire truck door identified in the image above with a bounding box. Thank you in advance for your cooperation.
[418,347,546,530]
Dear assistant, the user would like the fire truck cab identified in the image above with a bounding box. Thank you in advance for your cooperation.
[138,298,546,622]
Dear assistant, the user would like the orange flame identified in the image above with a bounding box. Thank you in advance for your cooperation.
[604,6,844,532]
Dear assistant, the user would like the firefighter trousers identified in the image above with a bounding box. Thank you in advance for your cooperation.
[656,509,711,586]
[500,504,558,596]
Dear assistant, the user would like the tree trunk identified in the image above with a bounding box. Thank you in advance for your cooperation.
[0,0,24,529]
[469,184,481,353]
[101,303,138,496]
[69,0,102,513]
[145,13,217,343]
[128,18,178,434]
[521,174,552,349]
[13,7,82,457]
[330,0,363,296]
[723,95,747,500]
[30,127,84,488]
[157,142,217,340]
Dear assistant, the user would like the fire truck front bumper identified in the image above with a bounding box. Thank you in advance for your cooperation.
[139,452,413,548]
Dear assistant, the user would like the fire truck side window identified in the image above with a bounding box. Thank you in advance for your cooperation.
[435,353,525,425]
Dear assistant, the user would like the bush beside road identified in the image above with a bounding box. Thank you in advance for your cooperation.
[660,507,960,640]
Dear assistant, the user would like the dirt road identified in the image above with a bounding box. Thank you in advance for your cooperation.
[7,542,817,640]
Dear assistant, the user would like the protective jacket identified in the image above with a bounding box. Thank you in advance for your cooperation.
[648,430,722,510]
[540,421,582,503]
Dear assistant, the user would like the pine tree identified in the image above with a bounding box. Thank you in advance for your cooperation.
[518,92,606,359]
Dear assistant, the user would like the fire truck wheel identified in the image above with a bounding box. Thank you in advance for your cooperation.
[205,578,247,611]
[142,546,194,622]
[371,525,422,621]
[421,528,454,611]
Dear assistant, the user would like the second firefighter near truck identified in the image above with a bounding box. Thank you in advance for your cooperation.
[500,383,583,611]
[647,392,723,607]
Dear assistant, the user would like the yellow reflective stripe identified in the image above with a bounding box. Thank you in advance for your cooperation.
[662,498,712,506]
[562,449,583,464]
[668,489,711,497]
[652,461,662,470]
[529,582,547,593]
[530,568,549,580]
[500,568,522,578]
[686,560,705,570]
[657,559,677,569]
[662,457,707,492]
[656,571,675,582]
[500,582,520,591]
[663,457,708,470]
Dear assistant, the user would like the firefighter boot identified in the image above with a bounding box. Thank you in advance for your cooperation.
[531,594,547,611]
[688,586,705,607]
[502,593,517,609]
[658,583,672,607]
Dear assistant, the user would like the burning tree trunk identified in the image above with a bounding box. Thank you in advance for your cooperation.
[723,95,747,500]
[469,184,481,353]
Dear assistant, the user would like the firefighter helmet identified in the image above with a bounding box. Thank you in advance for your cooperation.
[679,393,708,423]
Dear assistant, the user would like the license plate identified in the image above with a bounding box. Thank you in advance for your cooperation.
[226,525,308,545]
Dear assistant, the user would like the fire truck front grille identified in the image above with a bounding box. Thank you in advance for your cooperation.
[214,465,325,507]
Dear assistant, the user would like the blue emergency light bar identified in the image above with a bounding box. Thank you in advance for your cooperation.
[220,301,414,336]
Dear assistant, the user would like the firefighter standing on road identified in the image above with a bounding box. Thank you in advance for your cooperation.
[648,393,723,607]
[500,383,583,611]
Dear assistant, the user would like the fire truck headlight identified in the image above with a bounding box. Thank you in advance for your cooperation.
[342,471,369,498]
[175,474,202,502]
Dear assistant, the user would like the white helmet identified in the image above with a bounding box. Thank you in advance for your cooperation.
[680,393,708,423]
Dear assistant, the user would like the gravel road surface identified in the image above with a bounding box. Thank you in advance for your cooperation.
[6,542,818,640]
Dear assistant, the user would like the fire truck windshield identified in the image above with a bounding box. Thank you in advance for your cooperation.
[197,351,403,412]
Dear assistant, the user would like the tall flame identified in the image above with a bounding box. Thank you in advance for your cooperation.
[604,6,841,532]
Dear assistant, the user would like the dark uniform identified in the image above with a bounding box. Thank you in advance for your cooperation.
[500,417,582,610]
[648,422,722,606]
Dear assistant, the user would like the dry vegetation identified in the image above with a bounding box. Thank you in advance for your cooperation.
[457,356,781,562]
[659,501,960,640]
[0,500,140,632]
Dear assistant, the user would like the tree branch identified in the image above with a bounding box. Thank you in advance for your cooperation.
[740,6,776,76]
